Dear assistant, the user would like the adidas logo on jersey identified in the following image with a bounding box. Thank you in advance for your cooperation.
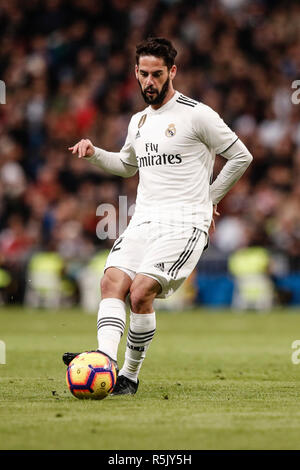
[154,262,165,272]
[135,130,141,139]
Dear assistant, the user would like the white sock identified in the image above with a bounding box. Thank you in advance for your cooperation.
[119,311,156,383]
[97,298,126,361]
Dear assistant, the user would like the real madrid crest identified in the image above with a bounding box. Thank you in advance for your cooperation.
[138,114,147,128]
[165,123,176,137]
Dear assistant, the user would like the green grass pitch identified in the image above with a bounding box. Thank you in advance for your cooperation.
[1,307,300,450]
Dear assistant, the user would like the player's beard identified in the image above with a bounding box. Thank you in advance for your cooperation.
[139,77,170,105]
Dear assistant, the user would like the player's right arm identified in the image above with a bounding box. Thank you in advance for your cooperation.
[68,124,138,178]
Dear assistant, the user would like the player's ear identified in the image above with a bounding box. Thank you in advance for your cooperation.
[135,65,139,79]
[169,65,177,81]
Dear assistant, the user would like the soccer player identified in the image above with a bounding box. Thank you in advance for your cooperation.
[63,37,253,395]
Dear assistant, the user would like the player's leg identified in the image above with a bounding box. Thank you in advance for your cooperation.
[115,226,208,391]
[98,224,149,369]
[63,267,132,368]
[129,273,161,313]
[113,274,160,394]
[63,223,144,368]
[97,267,132,363]
[100,266,132,300]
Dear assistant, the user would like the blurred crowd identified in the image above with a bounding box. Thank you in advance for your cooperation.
[0,0,299,306]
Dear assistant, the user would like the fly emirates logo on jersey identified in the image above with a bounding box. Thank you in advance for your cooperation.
[136,143,182,168]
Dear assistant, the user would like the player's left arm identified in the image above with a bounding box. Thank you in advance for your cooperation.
[193,104,253,206]
[209,138,253,206]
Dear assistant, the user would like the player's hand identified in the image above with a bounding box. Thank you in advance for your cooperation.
[68,139,95,158]
[209,205,220,234]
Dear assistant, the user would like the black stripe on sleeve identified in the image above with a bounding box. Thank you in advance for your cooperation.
[120,159,138,168]
[179,95,198,105]
[176,99,196,108]
[219,137,239,155]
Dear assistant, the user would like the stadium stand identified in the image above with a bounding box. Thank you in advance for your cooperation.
[0,0,299,309]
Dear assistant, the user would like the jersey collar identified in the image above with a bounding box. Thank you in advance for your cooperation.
[147,90,180,114]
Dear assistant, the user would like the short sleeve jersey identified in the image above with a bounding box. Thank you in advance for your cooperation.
[119,90,238,233]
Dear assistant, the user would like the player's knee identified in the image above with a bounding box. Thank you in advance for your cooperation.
[100,275,110,296]
[130,292,148,313]
[100,268,131,298]
[129,275,161,312]
[129,285,154,313]
[129,288,144,312]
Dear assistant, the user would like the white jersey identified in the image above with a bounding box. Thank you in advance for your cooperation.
[118,91,238,233]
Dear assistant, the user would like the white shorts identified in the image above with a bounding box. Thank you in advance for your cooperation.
[104,221,208,299]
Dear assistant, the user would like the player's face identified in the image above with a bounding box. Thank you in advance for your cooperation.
[136,56,176,106]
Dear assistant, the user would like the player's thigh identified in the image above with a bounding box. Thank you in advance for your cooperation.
[138,225,207,299]
[104,223,149,275]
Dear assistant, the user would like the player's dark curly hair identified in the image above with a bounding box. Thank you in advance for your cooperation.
[136,37,177,69]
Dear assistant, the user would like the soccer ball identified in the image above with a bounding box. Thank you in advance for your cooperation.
[66,351,117,400]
